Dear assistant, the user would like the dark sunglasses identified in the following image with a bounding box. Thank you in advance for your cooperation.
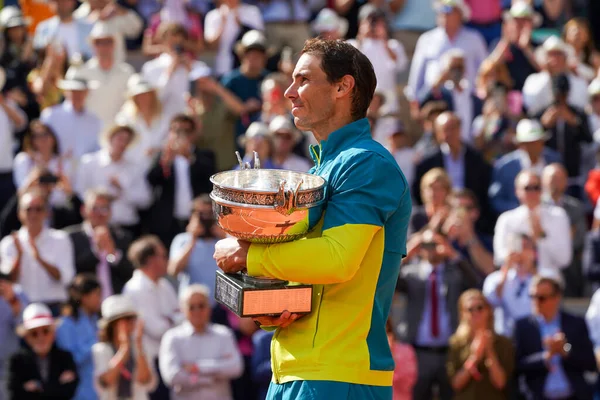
[188,303,208,311]
[523,185,542,192]
[30,327,50,339]
[275,133,294,140]
[91,206,110,215]
[32,132,50,139]
[529,294,554,303]
[25,206,45,214]
[466,305,485,314]
[94,39,114,46]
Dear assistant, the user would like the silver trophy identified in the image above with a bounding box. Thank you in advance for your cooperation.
[211,152,326,317]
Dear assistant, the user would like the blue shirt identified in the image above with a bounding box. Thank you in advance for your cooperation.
[441,144,466,189]
[169,233,220,307]
[55,311,99,400]
[392,0,436,31]
[537,315,573,399]
[416,264,452,347]
[0,286,28,383]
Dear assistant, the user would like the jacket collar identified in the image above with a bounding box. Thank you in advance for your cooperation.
[309,118,371,166]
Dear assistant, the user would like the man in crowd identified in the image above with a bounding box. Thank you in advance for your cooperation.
[0,189,75,315]
[214,38,411,399]
[65,188,134,298]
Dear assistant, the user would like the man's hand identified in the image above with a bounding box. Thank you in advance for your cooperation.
[541,106,559,128]
[213,238,250,273]
[183,363,200,374]
[12,232,23,258]
[545,333,567,356]
[253,311,301,329]
[29,236,40,261]
[94,226,116,256]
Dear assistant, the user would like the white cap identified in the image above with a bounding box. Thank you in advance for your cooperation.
[312,8,348,37]
[126,74,155,97]
[99,294,137,328]
[503,1,542,27]
[18,303,55,335]
[433,0,471,22]
[269,115,302,143]
[238,121,270,147]
[89,23,116,41]
[515,119,550,143]
[235,30,268,56]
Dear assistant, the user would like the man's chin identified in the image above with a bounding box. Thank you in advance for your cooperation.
[292,117,309,132]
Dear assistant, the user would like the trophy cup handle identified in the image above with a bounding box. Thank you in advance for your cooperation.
[275,179,303,216]
[235,151,262,170]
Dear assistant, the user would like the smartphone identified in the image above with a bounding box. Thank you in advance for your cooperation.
[174,44,184,55]
[39,173,59,184]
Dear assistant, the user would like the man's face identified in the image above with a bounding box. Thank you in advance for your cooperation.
[184,293,211,329]
[530,282,561,319]
[452,195,479,223]
[519,140,544,160]
[434,115,461,148]
[273,129,296,153]
[149,244,168,277]
[18,194,47,229]
[165,32,185,49]
[67,90,88,112]
[242,49,267,72]
[52,0,75,18]
[285,53,337,132]
[542,167,567,198]
[93,37,115,60]
[438,8,462,32]
[516,173,542,208]
[448,57,465,83]
[25,326,55,356]
[85,197,111,227]
[546,50,567,74]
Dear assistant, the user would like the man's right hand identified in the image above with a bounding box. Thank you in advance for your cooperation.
[253,310,301,329]
[12,232,23,258]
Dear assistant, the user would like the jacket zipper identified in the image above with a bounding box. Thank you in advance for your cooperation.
[311,286,325,347]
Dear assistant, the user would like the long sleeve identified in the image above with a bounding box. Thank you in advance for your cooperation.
[482,271,502,308]
[113,11,143,38]
[247,153,407,283]
[488,163,518,215]
[406,33,428,100]
[514,320,547,374]
[74,155,94,199]
[121,168,152,209]
[12,153,31,189]
[123,289,172,342]
[537,209,572,269]
[562,316,597,373]
[195,328,244,379]
[55,318,95,367]
[58,235,76,286]
[493,212,509,267]
[42,350,79,399]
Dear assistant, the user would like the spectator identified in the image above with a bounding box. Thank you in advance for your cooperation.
[55,274,102,400]
[0,7,36,69]
[145,114,216,247]
[397,229,479,400]
[0,274,28,400]
[234,122,277,170]
[514,273,596,400]
[159,284,244,400]
[68,23,134,130]
[489,119,561,214]
[494,169,572,274]
[562,18,600,82]
[407,0,487,100]
[123,235,183,400]
[13,121,73,209]
[523,36,588,116]
[413,99,449,161]
[115,74,170,173]
[587,78,600,134]
[447,289,514,399]
[408,167,451,236]
[250,328,274,400]
[168,195,226,307]
[65,187,134,298]
[542,163,588,297]
[385,120,416,188]
[32,0,94,61]
[0,189,75,315]
[220,30,269,150]
[311,8,348,40]
[259,72,291,125]
[386,318,417,400]
[40,74,102,162]
[463,0,502,46]
[76,125,152,236]
[483,233,536,336]
[268,115,311,172]
[585,286,600,397]
[93,294,157,400]
[8,303,79,399]
[28,43,68,110]
[474,59,514,103]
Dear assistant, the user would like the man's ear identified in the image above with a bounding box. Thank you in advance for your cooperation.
[335,75,355,99]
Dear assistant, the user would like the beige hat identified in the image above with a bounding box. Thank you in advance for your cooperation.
[126,74,156,97]
[17,303,56,337]
[268,115,303,144]
[433,0,471,22]
[238,121,270,147]
[234,30,272,58]
[312,8,348,38]
[88,23,116,44]
[98,294,138,329]
[535,36,577,66]
[515,119,550,143]
[588,78,600,97]
[0,6,31,29]
[503,1,542,27]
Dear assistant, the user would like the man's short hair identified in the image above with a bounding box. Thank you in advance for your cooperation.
[451,188,480,210]
[18,188,48,210]
[127,235,163,269]
[530,273,565,295]
[179,284,211,306]
[170,114,197,132]
[83,187,115,207]
[301,38,377,121]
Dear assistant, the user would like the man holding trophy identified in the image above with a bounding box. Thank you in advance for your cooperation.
[213,38,411,400]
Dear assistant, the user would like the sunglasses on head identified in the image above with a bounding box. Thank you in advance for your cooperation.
[29,327,50,339]
[188,303,208,311]
[466,304,485,314]
[524,185,541,192]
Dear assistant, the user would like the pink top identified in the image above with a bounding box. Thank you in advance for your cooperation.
[464,0,502,25]
[146,13,203,41]
[392,342,418,400]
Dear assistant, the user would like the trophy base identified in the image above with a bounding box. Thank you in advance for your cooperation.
[215,270,312,318]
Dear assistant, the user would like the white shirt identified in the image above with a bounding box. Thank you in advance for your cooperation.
[173,155,193,220]
[0,228,75,303]
[159,322,243,400]
[447,81,474,143]
[586,288,600,351]
[68,60,134,130]
[40,102,102,163]
[0,100,27,172]
[493,204,572,273]
[56,21,79,58]
[141,54,209,123]
[523,71,588,116]
[123,270,184,359]
[13,153,74,207]
[203,4,264,76]
[76,149,152,225]
[347,38,408,112]
[589,114,600,140]
[517,149,546,176]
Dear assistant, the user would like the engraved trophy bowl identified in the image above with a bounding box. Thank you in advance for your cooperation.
[211,152,326,317]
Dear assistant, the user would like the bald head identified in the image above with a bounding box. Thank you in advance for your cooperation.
[542,163,568,198]
[434,112,462,149]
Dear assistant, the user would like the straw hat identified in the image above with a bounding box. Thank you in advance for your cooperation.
[126,74,156,97]
[234,30,272,58]
[514,119,550,143]
[88,22,116,45]
[433,0,471,22]
[97,294,138,329]
[268,115,303,144]
[16,303,56,337]
[0,6,31,30]
[312,8,348,38]
[535,36,577,67]
[238,121,270,147]
[502,1,542,27]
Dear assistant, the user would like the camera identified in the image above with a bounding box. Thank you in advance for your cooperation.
[39,173,59,184]
[174,44,184,55]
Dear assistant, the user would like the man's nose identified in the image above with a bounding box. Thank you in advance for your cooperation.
[285,83,297,100]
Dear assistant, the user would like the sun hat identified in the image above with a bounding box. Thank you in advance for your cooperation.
[268,115,302,144]
[238,121,270,147]
[17,303,56,337]
[234,30,273,57]
[126,74,156,97]
[502,1,542,27]
[312,8,348,37]
[514,119,550,143]
[433,0,471,22]
[97,294,138,329]
[535,36,577,66]
[0,6,31,30]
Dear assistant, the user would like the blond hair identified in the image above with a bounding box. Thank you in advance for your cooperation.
[453,289,495,344]
[420,168,452,201]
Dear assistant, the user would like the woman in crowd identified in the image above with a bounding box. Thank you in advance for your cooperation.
[447,289,514,400]
[56,274,102,400]
[386,318,417,400]
[268,115,311,172]
[13,120,73,207]
[410,167,452,234]
[143,8,203,57]
[563,18,600,82]
[28,44,68,110]
[92,294,156,400]
[0,7,35,69]
[234,121,278,169]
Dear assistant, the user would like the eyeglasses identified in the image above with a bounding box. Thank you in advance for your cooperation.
[91,206,110,215]
[523,185,542,192]
[29,327,50,339]
[25,206,45,214]
[275,133,294,141]
[94,39,114,46]
[466,305,485,314]
[32,132,50,139]
[188,303,208,311]
[529,293,554,303]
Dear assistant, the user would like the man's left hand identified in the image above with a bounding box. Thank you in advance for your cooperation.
[213,238,250,273]
[253,311,302,329]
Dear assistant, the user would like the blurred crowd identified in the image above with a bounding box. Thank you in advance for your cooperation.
[1,0,600,399]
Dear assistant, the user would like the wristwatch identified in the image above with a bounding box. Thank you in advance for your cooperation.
[563,342,572,356]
